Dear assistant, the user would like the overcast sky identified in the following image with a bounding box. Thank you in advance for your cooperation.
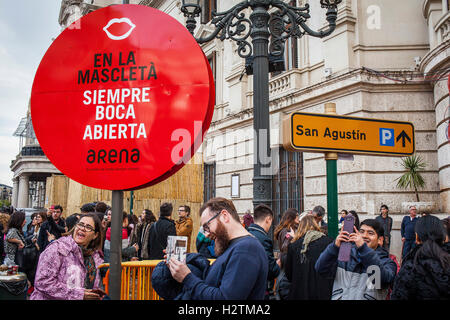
[0,1,61,186]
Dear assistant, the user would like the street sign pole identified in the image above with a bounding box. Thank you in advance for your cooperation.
[325,154,338,239]
[324,103,338,239]
[109,190,123,300]
[105,0,129,302]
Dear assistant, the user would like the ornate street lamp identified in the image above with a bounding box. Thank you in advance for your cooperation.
[180,0,202,35]
[181,0,342,209]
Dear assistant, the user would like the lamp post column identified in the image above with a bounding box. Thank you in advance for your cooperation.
[250,3,272,208]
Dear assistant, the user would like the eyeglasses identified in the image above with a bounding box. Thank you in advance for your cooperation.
[76,222,95,232]
[202,210,222,233]
[178,209,185,212]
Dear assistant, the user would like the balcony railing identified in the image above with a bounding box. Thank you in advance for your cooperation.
[436,11,450,44]
[269,69,303,98]
[20,146,45,157]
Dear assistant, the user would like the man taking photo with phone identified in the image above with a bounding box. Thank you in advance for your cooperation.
[315,219,397,300]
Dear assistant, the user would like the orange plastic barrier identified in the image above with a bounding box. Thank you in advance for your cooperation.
[98,260,163,300]
[98,259,215,300]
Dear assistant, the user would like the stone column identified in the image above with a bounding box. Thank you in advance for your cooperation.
[421,2,450,212]
[12,178,19,208]
[17,174,30,208]
[435,72,450,212]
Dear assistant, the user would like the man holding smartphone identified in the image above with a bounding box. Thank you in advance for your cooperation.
[167,197,268,300]
[315,219,397,300]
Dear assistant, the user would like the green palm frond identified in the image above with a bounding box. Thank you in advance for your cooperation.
[395,154,426,201]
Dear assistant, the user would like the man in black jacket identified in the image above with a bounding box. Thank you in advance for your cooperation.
[248,204,280,299]
[375,204,393,252]
[148,202,177,259]
[37,205,66,253]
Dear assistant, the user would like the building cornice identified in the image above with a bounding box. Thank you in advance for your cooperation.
[353,44,430,52]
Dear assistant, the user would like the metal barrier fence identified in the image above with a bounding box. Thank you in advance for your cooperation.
[99,260,164,300]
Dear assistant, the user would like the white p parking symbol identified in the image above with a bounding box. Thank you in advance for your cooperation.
[382,130,391,144]
[379,128,395,146]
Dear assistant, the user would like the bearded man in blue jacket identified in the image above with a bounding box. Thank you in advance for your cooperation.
[167,197,268,300]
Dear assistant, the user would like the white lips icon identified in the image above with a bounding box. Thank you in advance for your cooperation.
[103,18,136,40]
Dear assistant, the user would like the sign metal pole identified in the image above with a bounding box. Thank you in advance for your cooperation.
[109,190,123,300]
[324,103,338,239]
[105,0,129,302]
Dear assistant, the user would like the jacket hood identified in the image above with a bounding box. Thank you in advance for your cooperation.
[50,235,103,265]
[51,235,79,257]
[248,223,266,234]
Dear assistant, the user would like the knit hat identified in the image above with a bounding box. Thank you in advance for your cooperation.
[243,213,254,228]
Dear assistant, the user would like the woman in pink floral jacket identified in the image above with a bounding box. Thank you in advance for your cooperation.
[30,213,104,300]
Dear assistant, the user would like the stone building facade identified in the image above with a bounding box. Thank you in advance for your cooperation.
[56,1,449,215]
[11,104,61,209]
[15,0,448,258]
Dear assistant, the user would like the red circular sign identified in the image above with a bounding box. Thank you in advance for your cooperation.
[31,5,214,190]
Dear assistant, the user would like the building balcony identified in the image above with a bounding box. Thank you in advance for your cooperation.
[435,11,450,44]
[20,145,45,157]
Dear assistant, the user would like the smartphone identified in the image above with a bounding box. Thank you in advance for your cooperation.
[338,214,354,262]
[166,236,188,263]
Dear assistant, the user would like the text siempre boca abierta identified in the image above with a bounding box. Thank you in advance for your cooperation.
[78,51,157,164]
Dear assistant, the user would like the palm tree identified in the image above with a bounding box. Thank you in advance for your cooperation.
[395,154,426,202]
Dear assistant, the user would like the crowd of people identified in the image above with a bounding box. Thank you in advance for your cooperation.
[0,199,448,300]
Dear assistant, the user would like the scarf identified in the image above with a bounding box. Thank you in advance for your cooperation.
[81,246,96,289]
[299,230,325,263]
[197,228,212,244]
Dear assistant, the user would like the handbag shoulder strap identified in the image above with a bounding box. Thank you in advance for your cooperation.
[151,221,165,248]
